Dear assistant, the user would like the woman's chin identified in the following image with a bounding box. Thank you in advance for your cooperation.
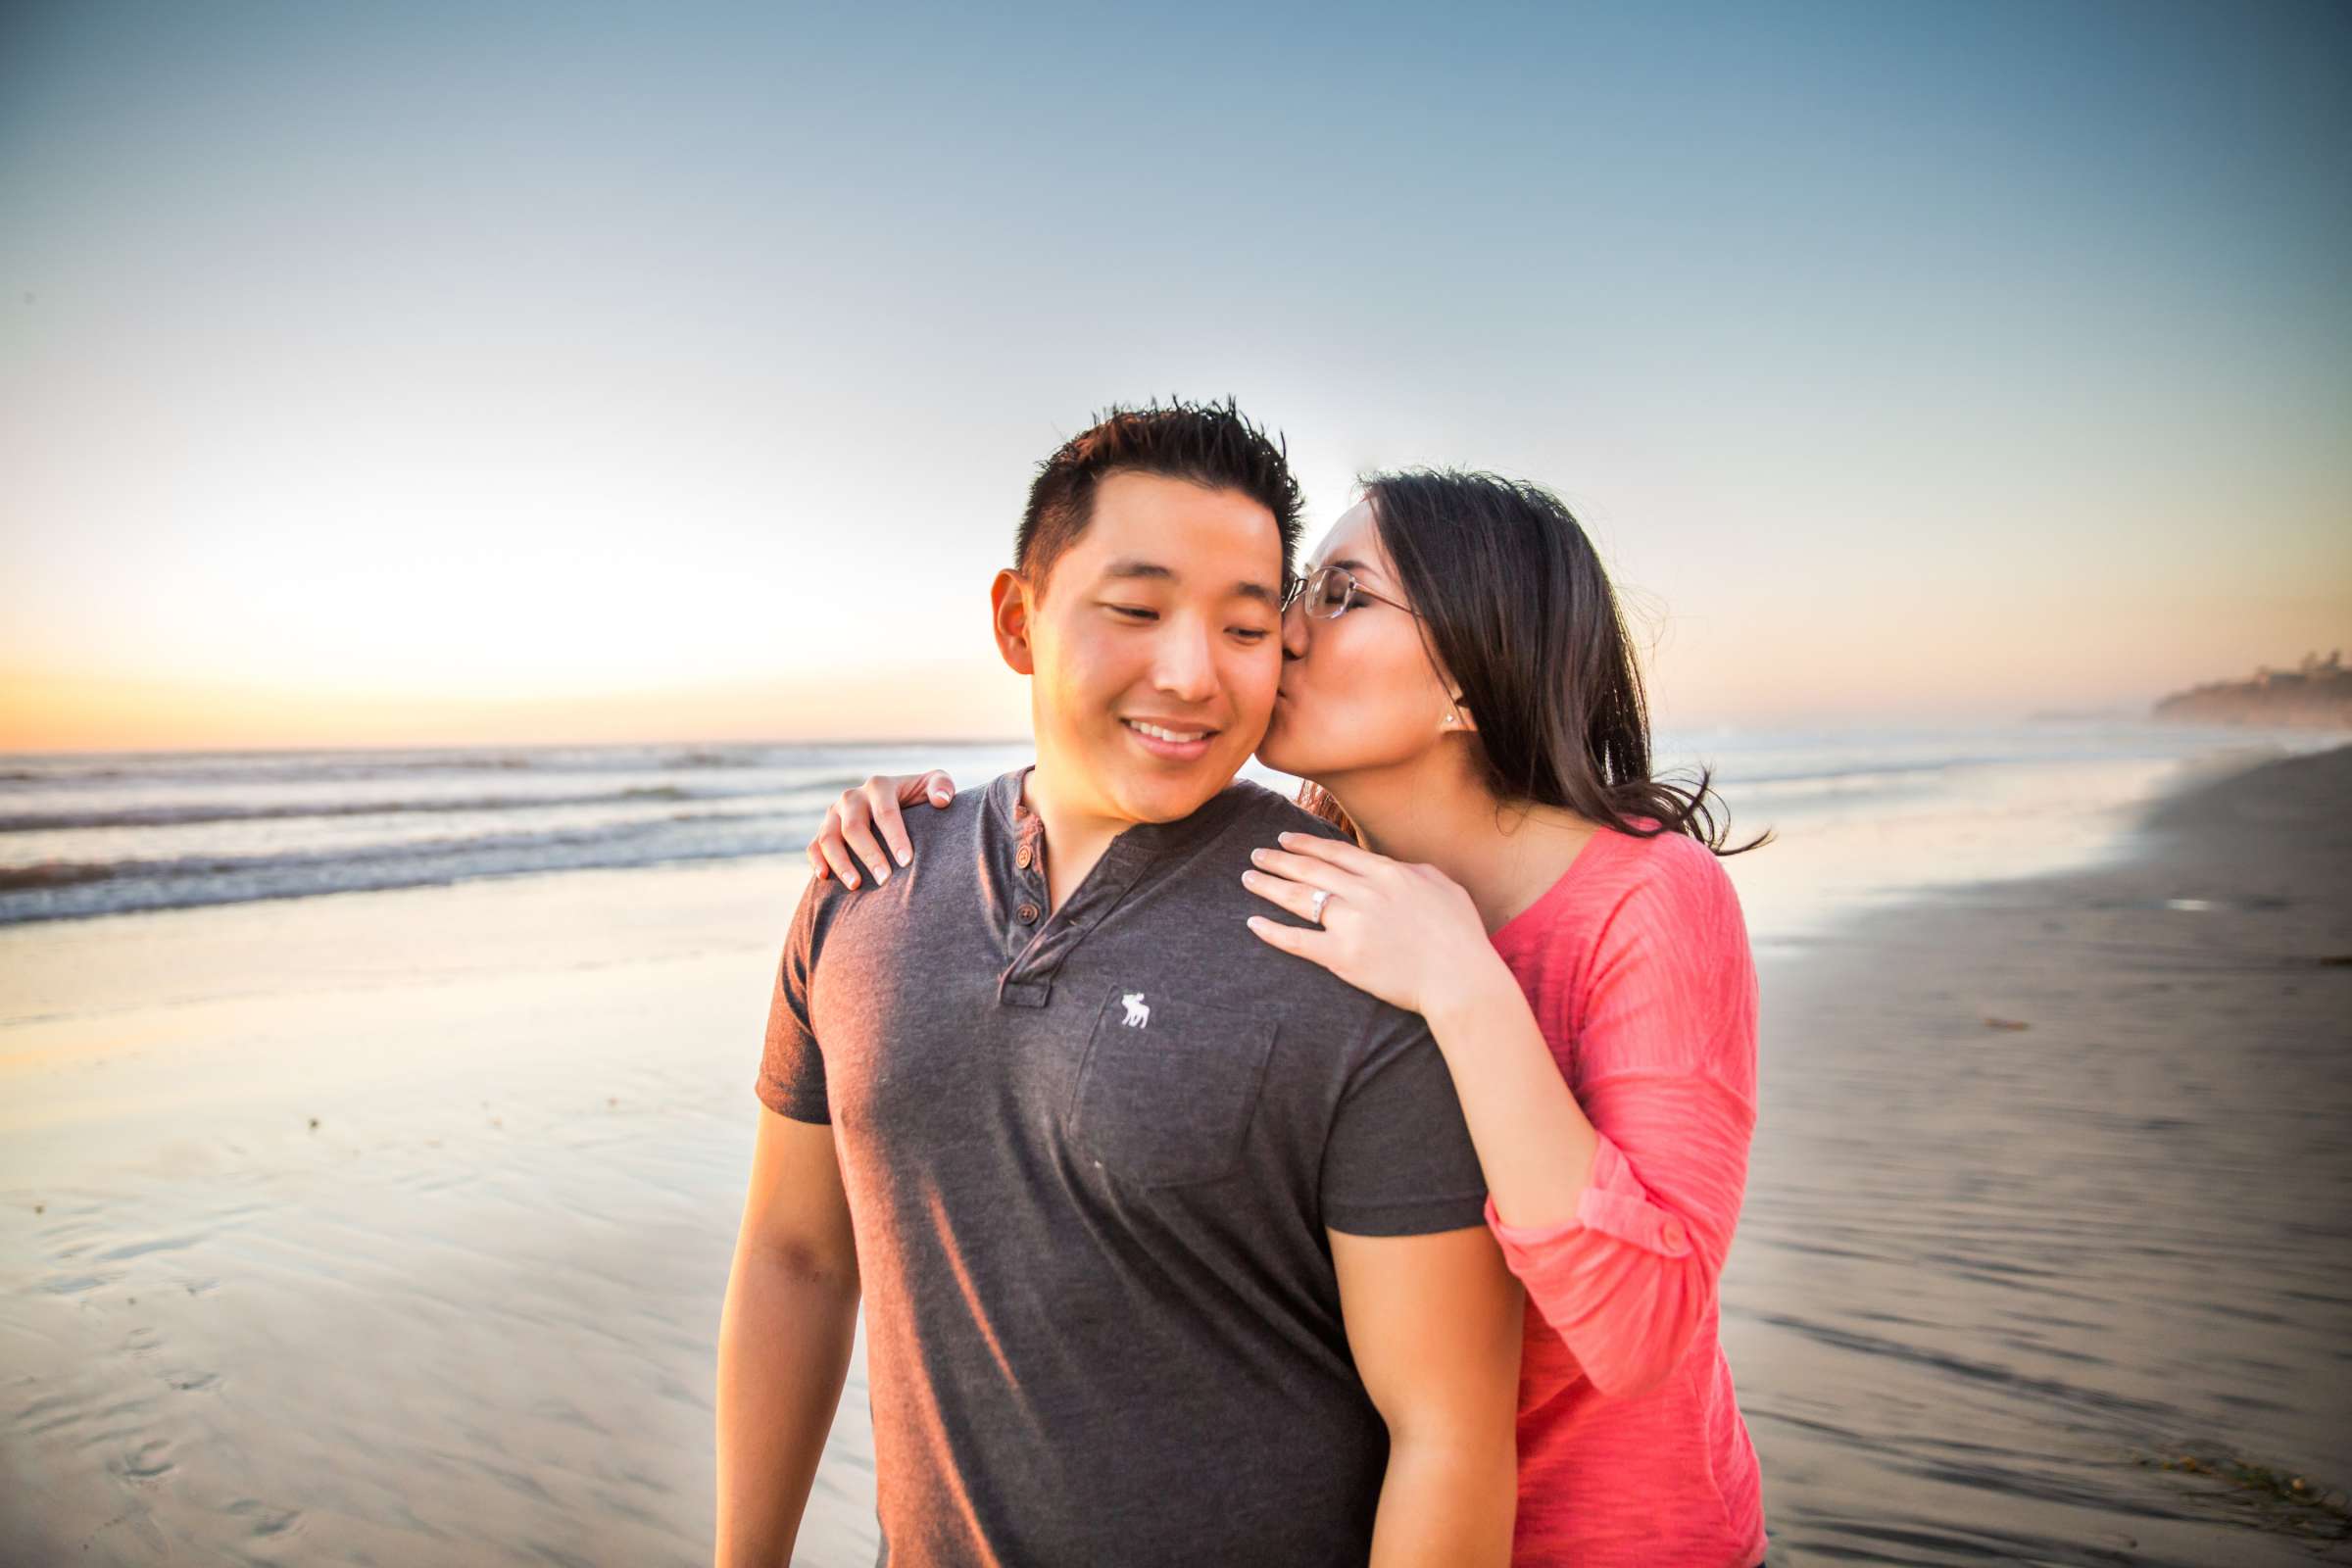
[1256,729,1327,782]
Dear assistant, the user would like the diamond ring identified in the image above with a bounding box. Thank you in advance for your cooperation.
[1308,889,1332,925]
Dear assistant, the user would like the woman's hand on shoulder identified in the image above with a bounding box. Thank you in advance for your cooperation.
[808,771,956,889]
[1240,830,1501,1016]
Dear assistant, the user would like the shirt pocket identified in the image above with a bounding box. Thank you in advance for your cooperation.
[1065,984,1278,1188]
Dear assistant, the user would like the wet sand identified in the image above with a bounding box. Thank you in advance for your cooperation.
[1732,742,2352,1564]
[3,746,2348,1565]
[0,861,877,1567]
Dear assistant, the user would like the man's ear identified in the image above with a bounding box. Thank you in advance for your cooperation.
[991,568,1036,676]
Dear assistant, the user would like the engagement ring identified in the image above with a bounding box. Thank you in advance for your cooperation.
[1308,889,1331,925]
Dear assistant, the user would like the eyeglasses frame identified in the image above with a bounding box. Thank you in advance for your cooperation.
[1279,563,1421,621]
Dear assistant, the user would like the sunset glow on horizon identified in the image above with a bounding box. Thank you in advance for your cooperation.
[4,1,2346,755]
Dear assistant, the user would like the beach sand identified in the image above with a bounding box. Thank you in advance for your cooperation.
[0,860,873,1567]
[1730,743,2352,1563]
[3,745,2347,1565]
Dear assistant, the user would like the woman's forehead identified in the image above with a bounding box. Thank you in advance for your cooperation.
[1309,501,1385,573]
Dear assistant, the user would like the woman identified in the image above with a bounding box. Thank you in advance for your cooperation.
[808,469,1771,1567]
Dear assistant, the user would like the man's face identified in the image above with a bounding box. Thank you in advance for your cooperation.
[1014,469,1286,825]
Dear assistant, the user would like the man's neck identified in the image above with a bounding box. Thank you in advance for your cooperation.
[1019,760,1131,912]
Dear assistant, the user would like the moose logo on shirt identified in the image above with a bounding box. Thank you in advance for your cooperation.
[1120,992,1152,1029]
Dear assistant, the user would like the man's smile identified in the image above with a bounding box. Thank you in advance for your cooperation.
[1121,716,1219,760]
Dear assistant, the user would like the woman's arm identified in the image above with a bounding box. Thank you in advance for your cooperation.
[1244,830,1756,1400]
[1241,828,1607,1229]
[806,771,957,888]
[1424,960,1753,1398]
[1419,961,1601,1228]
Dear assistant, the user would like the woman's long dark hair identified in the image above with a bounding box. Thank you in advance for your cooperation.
[1298,468,1768,858]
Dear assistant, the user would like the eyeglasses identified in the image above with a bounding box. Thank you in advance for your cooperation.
[1280,564,1421,621]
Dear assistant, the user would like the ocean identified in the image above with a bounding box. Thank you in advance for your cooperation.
[0,719,2332,931]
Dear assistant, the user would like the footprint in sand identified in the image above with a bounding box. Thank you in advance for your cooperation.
[227,1498,305,1538]
[119,1437,173,1481]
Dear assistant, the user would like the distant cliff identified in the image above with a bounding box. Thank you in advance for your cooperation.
[2155,651,2352,729]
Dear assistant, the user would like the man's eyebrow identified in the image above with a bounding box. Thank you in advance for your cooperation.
[1102,557,1281,608]
[1102,558,1176,583]
[1232,578,1281,608]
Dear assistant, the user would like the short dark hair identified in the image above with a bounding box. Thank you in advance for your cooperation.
[1015,398,1305,600]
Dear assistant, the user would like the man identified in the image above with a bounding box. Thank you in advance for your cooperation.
[716,400,1521,1567]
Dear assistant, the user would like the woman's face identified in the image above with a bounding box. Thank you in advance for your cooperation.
[1257,500,1462,783]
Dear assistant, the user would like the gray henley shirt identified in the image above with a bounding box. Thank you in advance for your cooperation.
[759,763,1491,1567]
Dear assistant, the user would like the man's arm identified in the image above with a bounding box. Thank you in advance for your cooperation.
[715,1107,860,1568]
[1330,1225,1523,1568]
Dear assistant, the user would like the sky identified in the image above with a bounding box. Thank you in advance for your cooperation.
[2,0,2347,751]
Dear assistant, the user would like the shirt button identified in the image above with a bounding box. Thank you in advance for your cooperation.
[1016,902,1040,923]
[1015,845,1033,869]
[1661,1220,1688,1250]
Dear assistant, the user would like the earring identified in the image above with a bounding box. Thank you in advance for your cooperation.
[1443,713,1455,725]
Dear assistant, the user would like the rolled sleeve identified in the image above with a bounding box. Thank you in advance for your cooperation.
[1486,1133,1695,1261]
[1481,1069,1754,1399]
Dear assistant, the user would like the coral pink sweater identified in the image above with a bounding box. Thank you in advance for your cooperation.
[1482,822,1767,1567]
